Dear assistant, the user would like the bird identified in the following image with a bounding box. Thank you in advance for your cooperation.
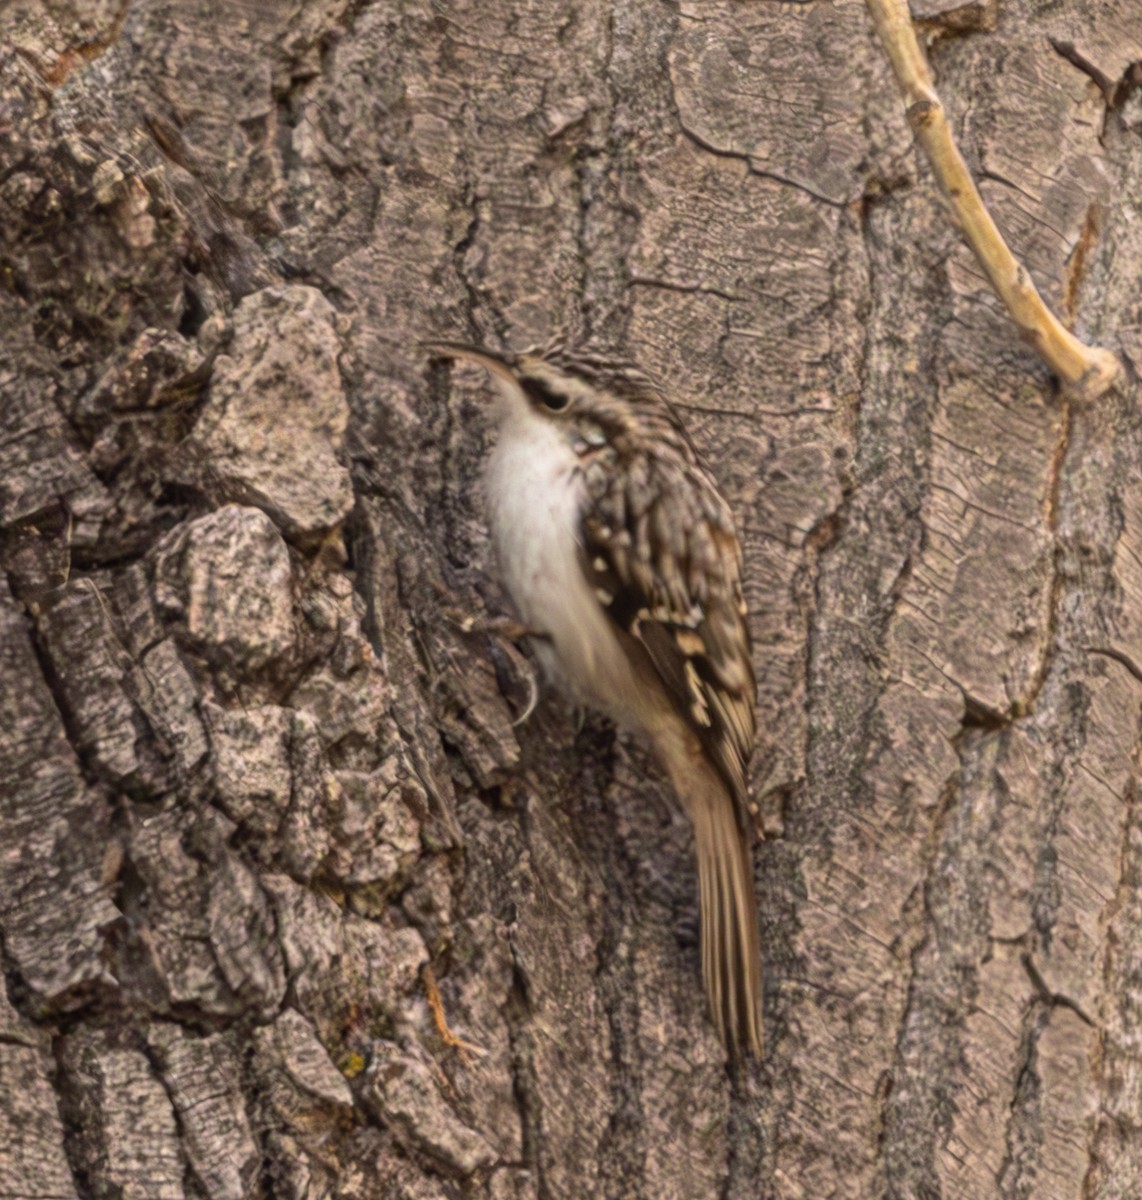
[427,338,763,1057]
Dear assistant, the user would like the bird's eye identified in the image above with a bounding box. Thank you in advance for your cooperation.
[522,378,570,412]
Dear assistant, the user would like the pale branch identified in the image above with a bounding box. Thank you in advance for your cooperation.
[865,0,1124,400]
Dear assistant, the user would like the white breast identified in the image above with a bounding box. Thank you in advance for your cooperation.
[483,410,638,719]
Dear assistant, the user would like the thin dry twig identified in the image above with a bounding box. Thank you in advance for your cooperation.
[421,964,487,1065]
[865,0,1124,400]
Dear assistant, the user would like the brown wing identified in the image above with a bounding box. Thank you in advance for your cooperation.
[580,443,757,823]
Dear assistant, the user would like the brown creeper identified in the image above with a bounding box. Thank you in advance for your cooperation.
[430,340,763,1057]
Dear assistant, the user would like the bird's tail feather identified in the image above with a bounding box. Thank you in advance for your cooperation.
[687,766,764,1057]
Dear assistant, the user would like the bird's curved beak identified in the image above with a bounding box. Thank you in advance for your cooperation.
[420,341,519,388]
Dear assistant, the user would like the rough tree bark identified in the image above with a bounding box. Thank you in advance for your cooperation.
[2,1,1141,1198]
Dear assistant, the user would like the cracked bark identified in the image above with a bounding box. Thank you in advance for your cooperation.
[2,2,1142,1198]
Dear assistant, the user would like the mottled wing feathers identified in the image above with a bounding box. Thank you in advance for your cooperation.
[580,435,757,821]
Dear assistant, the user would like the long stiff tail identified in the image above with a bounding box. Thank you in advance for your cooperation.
[685,763,764,1057]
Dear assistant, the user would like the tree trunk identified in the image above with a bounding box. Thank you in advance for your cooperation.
[2,1,1141,1197]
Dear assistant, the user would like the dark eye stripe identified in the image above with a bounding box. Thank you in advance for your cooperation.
[521,377,569,412]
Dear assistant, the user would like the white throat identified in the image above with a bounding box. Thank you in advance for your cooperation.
[483,407,584,639]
